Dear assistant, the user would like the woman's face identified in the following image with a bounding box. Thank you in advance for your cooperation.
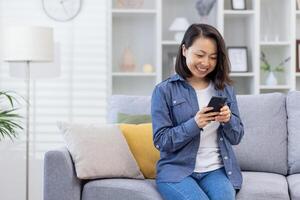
[182,37,217,79]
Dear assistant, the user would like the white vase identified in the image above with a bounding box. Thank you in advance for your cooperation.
[266,71,277,85]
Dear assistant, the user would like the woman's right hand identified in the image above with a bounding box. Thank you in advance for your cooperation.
[194,107,219,128]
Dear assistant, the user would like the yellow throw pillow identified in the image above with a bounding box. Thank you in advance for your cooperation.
[119,123,160,179]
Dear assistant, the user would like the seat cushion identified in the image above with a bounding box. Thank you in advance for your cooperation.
[287,174,300,200]
[82,179,163,200]
[236,171,289,200]
[286,91,300,174]
[234,93,288,175]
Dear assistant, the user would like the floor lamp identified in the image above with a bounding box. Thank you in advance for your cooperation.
[3,26,54,200]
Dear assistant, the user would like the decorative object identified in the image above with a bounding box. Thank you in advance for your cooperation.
[42,0,82,22]
[120,47,136,72]
[116,0,144,9]
[58,122,144,179]
[0,91,23,140]
[296,40,300,72]
[195,0,216,23]
[3,26,54,200]
[231,0,246,10]
[297,0,300,10]
[260,51,290,85]
[265,71,278,85]
[168,52,177,76]
[142,64,153,73]
[227,47,248,72]
[169,17,190,42]
[119,123,159,179]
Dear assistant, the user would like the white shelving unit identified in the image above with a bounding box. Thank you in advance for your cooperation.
[109,0,300,95]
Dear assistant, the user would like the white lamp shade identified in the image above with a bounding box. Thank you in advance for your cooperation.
[9,43,61,79]
[3,26,54,62]
[169,17,190,31]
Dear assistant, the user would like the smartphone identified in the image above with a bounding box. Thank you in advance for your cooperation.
[206,96,227,113]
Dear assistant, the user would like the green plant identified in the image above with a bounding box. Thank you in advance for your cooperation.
[0,91,23,140]
[260,51,290,72]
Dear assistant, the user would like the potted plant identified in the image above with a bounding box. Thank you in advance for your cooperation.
[0,91,23,140]
[260,51,290,85]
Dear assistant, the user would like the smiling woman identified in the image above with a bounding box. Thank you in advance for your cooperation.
[42,0,82,22]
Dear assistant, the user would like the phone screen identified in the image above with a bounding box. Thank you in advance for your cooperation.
[206,96,227,113]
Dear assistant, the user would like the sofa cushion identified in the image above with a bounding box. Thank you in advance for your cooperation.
[119,123,160,179]
[286,91,300,174]
[234,93,288,175]
[107,95,151,123]
[82,179,163,200]
[236,172,289,200]
[58,122,144,180]
[117,113,152,124]
[287,174,300,200]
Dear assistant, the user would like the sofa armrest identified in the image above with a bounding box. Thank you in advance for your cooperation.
[44,147,82,200]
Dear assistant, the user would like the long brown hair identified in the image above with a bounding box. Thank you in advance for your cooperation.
[175,23,232,90]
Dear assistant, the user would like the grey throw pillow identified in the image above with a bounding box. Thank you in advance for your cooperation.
[58,122,144,180]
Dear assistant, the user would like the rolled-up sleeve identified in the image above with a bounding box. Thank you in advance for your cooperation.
[151,85,200,153]
[222,87,244,145]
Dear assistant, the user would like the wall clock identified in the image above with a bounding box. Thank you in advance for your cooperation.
[42,0,82,22]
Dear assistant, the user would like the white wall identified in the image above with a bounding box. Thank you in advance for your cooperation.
[0,0,108,199]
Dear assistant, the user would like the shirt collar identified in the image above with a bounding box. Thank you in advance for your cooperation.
[170,74,185,82]
[170,74,226,96]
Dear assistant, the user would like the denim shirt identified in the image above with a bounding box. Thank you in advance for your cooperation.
[151,74,244,189]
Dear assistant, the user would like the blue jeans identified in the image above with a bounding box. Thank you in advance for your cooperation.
[156,168,235,200]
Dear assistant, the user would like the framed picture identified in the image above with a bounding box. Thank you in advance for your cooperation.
[231,0,246,10]
[296,40,300,72]
[227,47,248,72]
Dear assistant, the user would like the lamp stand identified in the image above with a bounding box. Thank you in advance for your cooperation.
[25,61,30,200]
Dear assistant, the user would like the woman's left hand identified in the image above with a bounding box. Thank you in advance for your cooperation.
[215,105,231,123]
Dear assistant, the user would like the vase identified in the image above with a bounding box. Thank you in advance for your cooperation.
[265,71,277,86]
[120,47,136,72]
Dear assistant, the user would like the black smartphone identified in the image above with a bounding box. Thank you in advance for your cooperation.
[206,96,227,113]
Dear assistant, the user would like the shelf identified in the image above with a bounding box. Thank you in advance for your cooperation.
[112,72,156,77]
[230,72,254,77]
[162,40,181,45]
[260,85,291,90]
[110,0,299,96]
[112,9,157,15]
[260,41,290,46]
[224,10,255,16]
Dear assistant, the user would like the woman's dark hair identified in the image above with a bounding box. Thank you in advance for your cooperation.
[175,23,232,90]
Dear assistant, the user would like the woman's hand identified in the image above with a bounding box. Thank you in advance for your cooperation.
[215,105,231,123]
[194,107,219,128]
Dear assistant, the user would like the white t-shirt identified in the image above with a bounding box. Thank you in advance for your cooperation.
[194,82,223,173]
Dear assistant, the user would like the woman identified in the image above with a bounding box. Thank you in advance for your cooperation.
[151,24,244,200]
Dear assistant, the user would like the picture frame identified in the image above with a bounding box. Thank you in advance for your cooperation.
[227,47,248,72]
[297,0,300,10]
[296,40,300,72]
[231,0,246,10]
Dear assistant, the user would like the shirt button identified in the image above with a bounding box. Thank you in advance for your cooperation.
[220,137,223,141]
[224,156,228,160]
[228,171,232,175]
[156,145,160,149]
[173,100,176,104]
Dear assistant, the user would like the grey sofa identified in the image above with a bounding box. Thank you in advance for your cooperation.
[44,92,300,200]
